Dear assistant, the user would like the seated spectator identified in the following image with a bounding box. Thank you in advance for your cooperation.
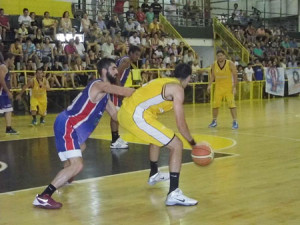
[59,11,75,35]
[256,26,266,41]
[18,8,33,33]
[167,35,179,46]
[146,7,155,25]
[86,22,102,56]
[113,30,126,56]
[41,37,54,64]
[281,36,290,49]
[74,36,87,60]
[97,15,109,35]
[129,31,141,46]
[149,17,161,35]
[123,18,137,37]
[86,49,97,70]
[154,45,163,59]
[151,0,162,19]
[0,8,10,41]
[42,11,58,40]
[169,42,178,56]
[136,7,146,23]
[10,38,23,69]
[150,32,160,51]
[51,60,63,87]
[29,12,38,35]
[73,57,88,86]
[253,43,264,59]
[183,49,194,64]
[126,5,136,21]
[141,34,152,55]
[64,38,78,66]
[163,53,177,65]
[141,59,151,83]
[107,14,121,38]
[54,40,66,63]
[16,23,29,41]
[101,36,115,58]
[177,41,186,57]
[22,37,39,67]
[62,62,75,88]
[81,13,91,36]
[33,28,45,44]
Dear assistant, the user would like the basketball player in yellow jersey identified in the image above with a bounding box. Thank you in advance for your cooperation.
[17,68,50,125]
[207,50,238,129]
[118,64,198,206]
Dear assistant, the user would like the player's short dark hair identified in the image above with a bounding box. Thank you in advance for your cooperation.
[174,63,192,80]
[216,50,225,55]
[36,68,43,72]
[128,46,141,54]
[3,52,14,61]
[97,58,116,74]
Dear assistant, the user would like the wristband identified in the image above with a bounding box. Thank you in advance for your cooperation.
[189,139,196,146]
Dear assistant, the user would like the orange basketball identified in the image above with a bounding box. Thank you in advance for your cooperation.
[191,143,214,166]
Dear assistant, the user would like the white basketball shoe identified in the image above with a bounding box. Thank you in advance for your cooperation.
[165,188,198,206]
[148,171,170,185]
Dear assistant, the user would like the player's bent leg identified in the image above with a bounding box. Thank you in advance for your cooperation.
[148,144,170,185]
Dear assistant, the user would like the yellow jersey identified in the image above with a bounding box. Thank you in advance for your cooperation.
[213,59,233,87]
[122,78,180,117]
[31,78,47,99]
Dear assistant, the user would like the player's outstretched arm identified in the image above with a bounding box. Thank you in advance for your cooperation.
[97,82,135,97]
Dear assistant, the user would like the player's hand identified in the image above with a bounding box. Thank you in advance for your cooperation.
[8,92,13,100]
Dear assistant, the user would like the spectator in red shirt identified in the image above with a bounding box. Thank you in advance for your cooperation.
[64,39,78,66]
[0,8,10,41]
[136,7,146,23]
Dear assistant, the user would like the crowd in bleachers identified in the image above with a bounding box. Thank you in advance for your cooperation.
[220,3,300,82]
[0,2,204,89]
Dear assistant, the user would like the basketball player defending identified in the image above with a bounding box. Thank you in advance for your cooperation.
[118,63,198,206]
[207,50,238,129]
[16,68,50,125]
[110,46,141,149]
[0,52,18,134]
[33,58,135,209]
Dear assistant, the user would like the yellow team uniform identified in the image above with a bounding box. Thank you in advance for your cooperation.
[30,78,47,116]
[212,59,236,108]
[118,78,179,146]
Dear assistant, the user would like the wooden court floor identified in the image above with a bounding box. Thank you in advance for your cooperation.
[0,97,300,225]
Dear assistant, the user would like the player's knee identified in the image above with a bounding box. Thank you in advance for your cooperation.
[70,160,84,175]
[167,136,183,151]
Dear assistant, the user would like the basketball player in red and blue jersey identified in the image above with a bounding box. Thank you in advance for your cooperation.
[33,58,135,209]
[110,46,141,149]
[0,52,18,134]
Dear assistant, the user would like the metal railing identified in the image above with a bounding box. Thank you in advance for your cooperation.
[213,17,249,65]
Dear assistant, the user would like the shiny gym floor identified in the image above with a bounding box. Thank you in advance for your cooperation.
[0,98,299,225]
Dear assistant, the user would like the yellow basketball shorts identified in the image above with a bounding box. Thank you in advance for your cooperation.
[30,97,47,116]
[118,106,175,147]
[213,87,236,108]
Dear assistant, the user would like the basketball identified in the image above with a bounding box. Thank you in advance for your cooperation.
[191,143,214,166]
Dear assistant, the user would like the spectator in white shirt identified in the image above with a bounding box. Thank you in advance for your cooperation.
[18,8,33,33]
[74,37,87,60]
[101,36,115,58]
[244,63,255,82]
[129,31,140,46]
[183,49,194,64]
